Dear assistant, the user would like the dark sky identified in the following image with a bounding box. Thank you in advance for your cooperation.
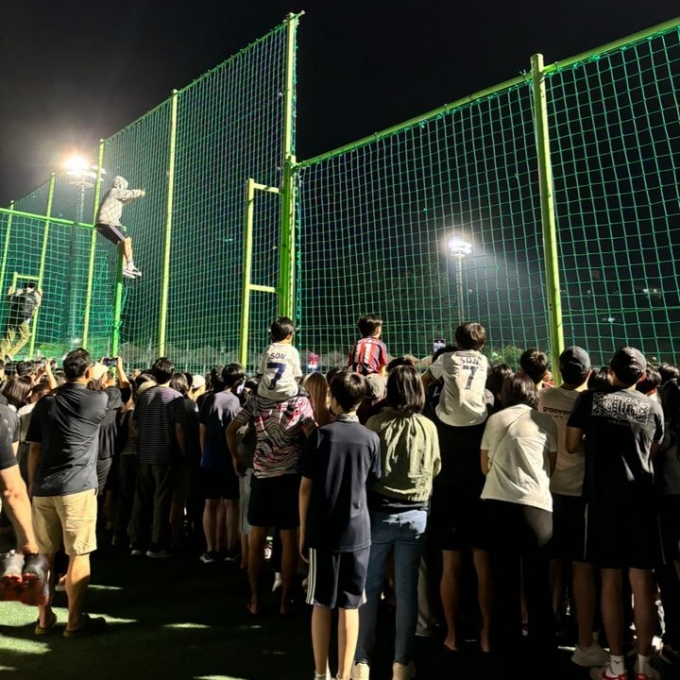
[0,0,676,206]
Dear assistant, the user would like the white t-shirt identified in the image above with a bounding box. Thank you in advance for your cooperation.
[429,350,489,427]
[481,404,557,512]
[257,342,302,400]
[537,386,584,496]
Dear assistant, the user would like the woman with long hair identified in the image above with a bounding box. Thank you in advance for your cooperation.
[353,366,440,680]
[302,372,331,426]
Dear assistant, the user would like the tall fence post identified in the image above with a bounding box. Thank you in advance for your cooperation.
[0,200,16,293]
[531,53,564,381]
[158,89,179,357]
[28,174,56,358]
[82,139,106,350]
[240,179,257,366]
[277,13,299,320]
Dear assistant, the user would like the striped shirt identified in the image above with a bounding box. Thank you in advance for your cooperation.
[134,386,186,465]
[348,336,389,376]
[233,393,315,478]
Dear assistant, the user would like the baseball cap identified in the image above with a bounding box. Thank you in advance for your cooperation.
[559,346,591,383]
[610,347,646,385]
[191,374,206,390]
[364,373,386,400]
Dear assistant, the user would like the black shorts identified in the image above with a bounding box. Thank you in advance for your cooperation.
[247,473,300,530]
[549,494,587,562]
[306,547,370,609]
[430,481,488,551]
[96,223,126,244]
[201,466,239,501]
[584,500,663,570]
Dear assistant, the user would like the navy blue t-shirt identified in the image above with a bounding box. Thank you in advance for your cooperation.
[199,390,241,470]
[297,415,381,552]
[26,383,108,497]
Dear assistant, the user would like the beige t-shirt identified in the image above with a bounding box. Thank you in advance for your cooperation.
[537,386,584,496]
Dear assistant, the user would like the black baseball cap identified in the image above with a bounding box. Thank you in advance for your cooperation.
[610,347,646,385]
[24,282,36,290]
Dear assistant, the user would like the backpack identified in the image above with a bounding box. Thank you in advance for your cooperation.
[11,291,37,323]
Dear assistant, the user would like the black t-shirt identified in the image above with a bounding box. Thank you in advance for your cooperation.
[183,397,201,463]
[97,386,129,461]
[27,382,108,496]
[297,416,381,552]
[568,387,664,504]
[0,413,16,470]
[0,404,20,445]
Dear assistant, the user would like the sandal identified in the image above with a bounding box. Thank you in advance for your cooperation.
[34,609,58,636]
[63,613,107,638]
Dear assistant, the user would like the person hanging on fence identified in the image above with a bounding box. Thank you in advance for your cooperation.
[0,282,42,361]
[95,175,146,280]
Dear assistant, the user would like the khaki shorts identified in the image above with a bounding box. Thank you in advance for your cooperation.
[32,489,98,556]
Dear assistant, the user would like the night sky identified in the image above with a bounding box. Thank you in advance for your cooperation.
[0,1,677,206]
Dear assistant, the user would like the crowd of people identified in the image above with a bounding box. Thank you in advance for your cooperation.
[0,314,679,680]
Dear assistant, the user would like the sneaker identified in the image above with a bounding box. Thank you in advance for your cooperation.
[351,662,370,680]
[223,549,239,562]
[127,265,142,278]
[660,644,680,665]
[590,668,628,680]
[572,644,610,668]
[130,549,145,557]
[392,661,416,680]
[200,551,219,564]
[146,549,171,559]
[122,268,137,280]
[633,661,660,680]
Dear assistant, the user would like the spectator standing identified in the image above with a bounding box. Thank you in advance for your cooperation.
[26,348,108,635]
[130,358,186,559]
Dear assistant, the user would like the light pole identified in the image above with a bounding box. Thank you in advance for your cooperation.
[64,155,104,348]
[447,236,472,324]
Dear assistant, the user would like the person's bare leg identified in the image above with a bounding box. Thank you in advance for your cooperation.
[65,553,91,631]
[37,552,56,628]
[629,568,656,656]
[202,499,218,553]
[600,568,624,656]
[240,533,250,570]
[123,238,133,265]
[573,561,597,648]
[440,550,462,651]
[311,605,332,677]
[247,526,267,614]
[225,499,239,553]
[473,548,493,652]
[338,608,360,680]
[279,528,298,614]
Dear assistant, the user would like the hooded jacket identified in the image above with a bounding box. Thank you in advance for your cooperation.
[95,176,144,226]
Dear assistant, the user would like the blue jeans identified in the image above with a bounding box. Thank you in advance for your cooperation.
[355,508,428,665]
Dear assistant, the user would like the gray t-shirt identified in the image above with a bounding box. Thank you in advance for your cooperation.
[26,383,108,497]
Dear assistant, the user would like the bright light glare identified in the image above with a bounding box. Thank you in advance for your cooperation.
[65,154,89,172]
[447,237,472,256]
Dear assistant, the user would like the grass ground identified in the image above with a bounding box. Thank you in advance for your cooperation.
[0,540,674,680]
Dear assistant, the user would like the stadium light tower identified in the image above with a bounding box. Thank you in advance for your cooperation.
[447,236,472,323]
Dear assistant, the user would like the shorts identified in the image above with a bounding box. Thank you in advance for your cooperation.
[247,473,300,530]
[549,494,588,562]
[584,500,663,570]
[201,466,239,501]
[239,469,253,535]
[306,546,370,609]
[430,481,488,551]
[32,489,98,556]
[96,223,126,244]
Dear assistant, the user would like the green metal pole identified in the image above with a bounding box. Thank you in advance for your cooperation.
[240,179,256,366]
[111,249,124,356]
[0,201,16,294]
[28,174,56,358]
[82,139,106,350]
[277,13,299,320]
[531,53,564,382]
[158,89,179,356]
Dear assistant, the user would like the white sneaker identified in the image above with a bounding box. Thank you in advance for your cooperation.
[130,549,144,557]
[351,662,370,680]
[272,572,282,592]
[122,268,137,280]
[146,549,171,559]
[127,265,142,277]
[572,644,610,668]
[392,661,415,680]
